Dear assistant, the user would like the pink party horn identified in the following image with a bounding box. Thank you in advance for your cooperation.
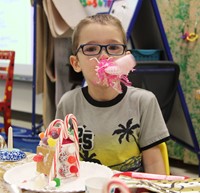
[105,54,136,75]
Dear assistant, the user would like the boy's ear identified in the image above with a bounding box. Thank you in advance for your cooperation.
[70,55,81,72]
[126,50,131,55]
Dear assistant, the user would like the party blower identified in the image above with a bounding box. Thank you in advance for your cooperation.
[92,54,136,93]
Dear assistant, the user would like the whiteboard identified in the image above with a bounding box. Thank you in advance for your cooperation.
[109,0,139,32]
[0,0,34,80]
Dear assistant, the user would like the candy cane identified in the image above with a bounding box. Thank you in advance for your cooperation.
[103,177,131,193]
[64,114,78,143]
[46,119,65,182]
[45,119,63,136]
[64,114,80,176]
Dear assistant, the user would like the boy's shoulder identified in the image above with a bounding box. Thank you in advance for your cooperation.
[127,86,155,96]
[61,87,82,100]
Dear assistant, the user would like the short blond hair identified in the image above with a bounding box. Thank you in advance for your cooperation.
[71,14,127,55]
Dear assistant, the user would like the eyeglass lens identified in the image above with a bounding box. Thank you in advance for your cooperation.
[82,44,125,56]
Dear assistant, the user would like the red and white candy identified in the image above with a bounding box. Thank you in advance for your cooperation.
[104,177,131,193]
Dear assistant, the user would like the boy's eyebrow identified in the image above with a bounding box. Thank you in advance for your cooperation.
[81,40,124,45]
[83,41,97,44]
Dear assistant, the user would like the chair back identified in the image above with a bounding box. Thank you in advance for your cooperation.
[0,51,15,103]
[0,50,15,135]
[159,142,170,175]
[128,61,180,122]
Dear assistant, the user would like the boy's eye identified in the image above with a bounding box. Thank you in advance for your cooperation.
[84,45,99,52]
[108,45,121,50]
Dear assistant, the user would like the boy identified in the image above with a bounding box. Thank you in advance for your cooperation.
[56,14,170,174]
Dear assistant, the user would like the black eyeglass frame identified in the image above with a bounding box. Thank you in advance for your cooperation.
[75,43,127,56]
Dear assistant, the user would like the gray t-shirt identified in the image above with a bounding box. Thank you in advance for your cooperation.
[56,85,169,171]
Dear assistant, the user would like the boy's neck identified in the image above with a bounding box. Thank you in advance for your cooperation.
[88,86,119,102]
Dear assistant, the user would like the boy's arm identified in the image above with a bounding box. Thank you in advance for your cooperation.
[142,145,167,175]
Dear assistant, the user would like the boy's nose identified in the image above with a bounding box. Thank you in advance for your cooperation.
[99,48,109,60]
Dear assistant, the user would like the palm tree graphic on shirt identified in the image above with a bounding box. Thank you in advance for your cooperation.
[79,149,101,164]
[80,118,140,164]
[112,118,140,146]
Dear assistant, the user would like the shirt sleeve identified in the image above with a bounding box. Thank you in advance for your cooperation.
[138,91,170,150]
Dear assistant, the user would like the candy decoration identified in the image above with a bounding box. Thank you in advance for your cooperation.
[70,165,78,173]
[34,174,47,189]
[49,180,57,188]
[64,114,80,174]
[34,114,79,183]
[39,132,45,139]
[41,137,48,145]
[49,127,61,138]
[47,138,57,147]
[51,131,59,139]
[94,55,136,93]
[33,154,44,162]
[68,155,76,164]
[53,178,61,187]
[48,119,65,182]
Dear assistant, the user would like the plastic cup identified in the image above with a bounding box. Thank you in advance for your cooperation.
[85,177,109,193]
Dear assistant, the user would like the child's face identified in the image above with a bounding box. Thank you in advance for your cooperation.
[70,23,127,87]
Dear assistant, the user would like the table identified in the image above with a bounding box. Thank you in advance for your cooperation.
[1,153,200,193]
[0,153,35,193]
[0,153,85,193]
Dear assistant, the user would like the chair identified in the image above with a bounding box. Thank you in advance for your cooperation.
[128,61,179,175]
[0,50,15,137]
[128,61,180,122]
[159,142,170,175]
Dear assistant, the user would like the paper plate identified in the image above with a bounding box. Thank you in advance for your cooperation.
[4,161,113,192]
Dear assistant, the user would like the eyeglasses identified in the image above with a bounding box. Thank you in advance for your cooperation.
[75,44,127,56]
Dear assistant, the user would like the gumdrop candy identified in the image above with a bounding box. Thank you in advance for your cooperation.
[41,137,48,145]
[51,131,59,139]
[53,178,61,187]
[49,180,57,188]
[70,165,78,173]
[33,154,44,162]
[39,132,45,139]
[34,174,47,189]
[47,137,57,147]
[50,127,61,136]
[67,155,76,164]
